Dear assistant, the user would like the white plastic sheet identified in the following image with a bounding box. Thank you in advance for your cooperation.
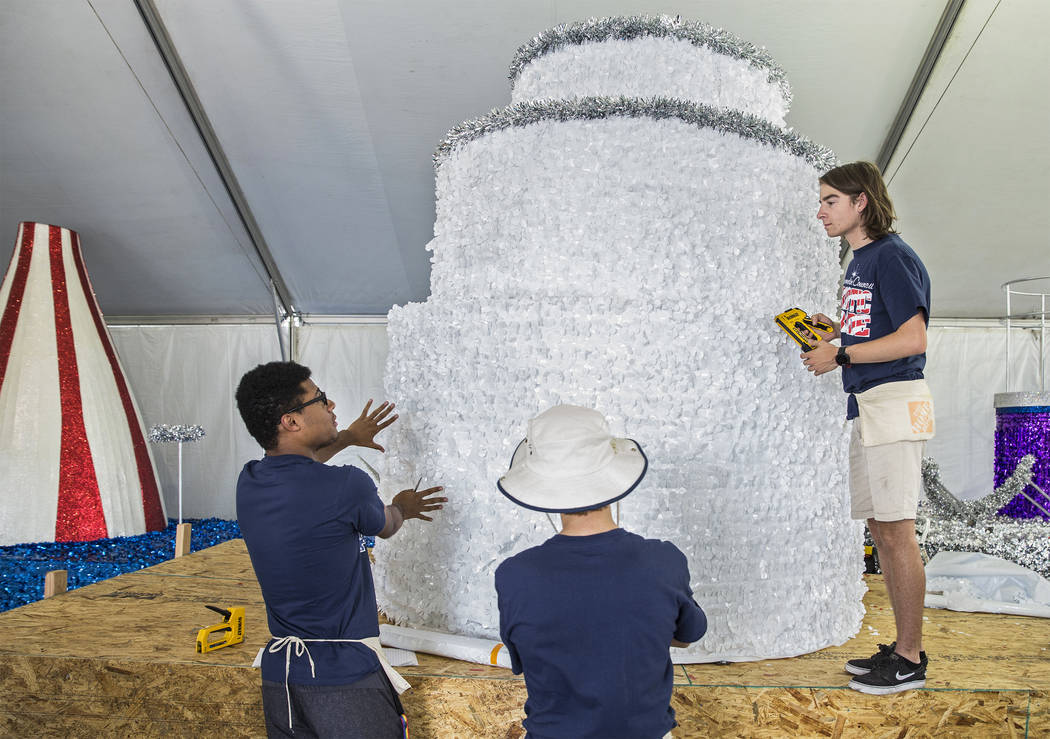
[379,624,513,669]
[924,550,1050,618]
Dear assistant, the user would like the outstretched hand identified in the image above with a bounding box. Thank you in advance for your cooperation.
[345,400,398,451]
[392,485,447,522]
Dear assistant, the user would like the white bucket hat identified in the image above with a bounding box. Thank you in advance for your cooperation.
[497,404,647,513]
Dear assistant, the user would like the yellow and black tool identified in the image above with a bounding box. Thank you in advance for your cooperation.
[195,605,245,653]
[775,307,834,352]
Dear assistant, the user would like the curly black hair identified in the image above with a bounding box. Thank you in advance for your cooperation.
[235,361,312,450]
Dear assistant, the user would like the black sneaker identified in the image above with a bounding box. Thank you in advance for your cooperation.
[845,643,927,675]
[844,642,896,675]
[848,653,927,695]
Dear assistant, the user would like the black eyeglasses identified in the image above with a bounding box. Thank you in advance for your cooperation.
[283,390,328,415]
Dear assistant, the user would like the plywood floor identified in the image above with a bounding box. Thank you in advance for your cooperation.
[0,539,1046,737]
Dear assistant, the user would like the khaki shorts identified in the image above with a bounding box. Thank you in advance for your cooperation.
[848,422,925,522]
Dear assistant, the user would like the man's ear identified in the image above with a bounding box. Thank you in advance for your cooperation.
[278,413,301,434]
[853,191,868,212]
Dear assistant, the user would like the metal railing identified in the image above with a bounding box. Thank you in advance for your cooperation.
[1004,276,1050,392]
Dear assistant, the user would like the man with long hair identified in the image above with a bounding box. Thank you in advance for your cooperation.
[802,161,934,695]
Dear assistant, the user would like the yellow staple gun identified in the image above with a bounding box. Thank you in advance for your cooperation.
[775,307,834,352]
[196,605,245,653]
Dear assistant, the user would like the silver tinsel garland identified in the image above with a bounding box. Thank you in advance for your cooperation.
[435,96,835,171]
[921,455,1038,523]
[148,424,206,443]
[921,519,1050,580]
[919,455,1050,578]
[919,456,968,519]
[508,15,790,103]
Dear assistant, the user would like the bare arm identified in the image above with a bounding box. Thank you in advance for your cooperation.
[376,485,447,539]
[375,503,404,539]
[802,311,927,377]
[315,439,348,464]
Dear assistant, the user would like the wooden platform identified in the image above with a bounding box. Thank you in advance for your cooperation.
[0,539,1046,737]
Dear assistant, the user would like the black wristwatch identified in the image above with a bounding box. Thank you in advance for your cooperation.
[835,345,851,367]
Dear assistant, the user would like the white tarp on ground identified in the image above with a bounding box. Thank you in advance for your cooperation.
[925,550,1050,618]
[107,322,1046,521]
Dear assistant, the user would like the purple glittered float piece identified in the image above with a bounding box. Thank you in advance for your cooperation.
[994,405,1050,520]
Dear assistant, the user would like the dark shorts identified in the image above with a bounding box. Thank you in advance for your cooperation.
[261,669,406,738]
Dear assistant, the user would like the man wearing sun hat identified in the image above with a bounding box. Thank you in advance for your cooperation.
[494,404,707,739]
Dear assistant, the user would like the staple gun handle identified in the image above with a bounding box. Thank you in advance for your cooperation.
[804,316,834,333]
[205,604,232,621]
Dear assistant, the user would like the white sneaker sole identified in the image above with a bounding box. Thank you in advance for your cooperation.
[844,664,871,676]
[848,678,926,695]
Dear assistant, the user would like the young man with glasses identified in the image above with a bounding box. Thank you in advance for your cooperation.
[235,361,446,737]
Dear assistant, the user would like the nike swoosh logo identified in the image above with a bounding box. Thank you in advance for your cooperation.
[895,671,916,680]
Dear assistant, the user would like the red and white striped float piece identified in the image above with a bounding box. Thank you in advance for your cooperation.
[0,222,166,544]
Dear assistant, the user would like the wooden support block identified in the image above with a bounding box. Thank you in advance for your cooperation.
[44,569,67,597]
[175,522,192,558]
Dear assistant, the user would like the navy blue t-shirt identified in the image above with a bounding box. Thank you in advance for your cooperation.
[236,454,387,685]
[839,233,931,417]
[495,528,707,739]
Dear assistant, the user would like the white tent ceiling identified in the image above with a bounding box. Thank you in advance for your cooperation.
[2,0,1047,319]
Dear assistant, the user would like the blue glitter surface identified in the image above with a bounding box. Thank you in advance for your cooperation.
[0,518,241,613]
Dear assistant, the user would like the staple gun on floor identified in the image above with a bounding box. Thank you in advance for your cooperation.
[196,605,245,653]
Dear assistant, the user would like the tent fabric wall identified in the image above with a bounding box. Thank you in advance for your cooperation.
[107,323,389,519]
[108,324,279,520]
[925,326,1045,501]
[107,323,1046,522]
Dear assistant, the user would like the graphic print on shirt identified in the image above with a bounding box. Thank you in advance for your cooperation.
[841,268,874,338]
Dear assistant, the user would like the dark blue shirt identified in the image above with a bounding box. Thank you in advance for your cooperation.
[839,233,931,418]
[495,528,707,739]
[236,454,387,684]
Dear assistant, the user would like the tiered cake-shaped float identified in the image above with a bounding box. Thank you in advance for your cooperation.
[376,16,864,661]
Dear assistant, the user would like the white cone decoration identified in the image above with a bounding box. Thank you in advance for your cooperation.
[0,222,166,545]
[375,17,865,661]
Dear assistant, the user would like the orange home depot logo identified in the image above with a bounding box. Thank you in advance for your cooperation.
[909,401,934,434]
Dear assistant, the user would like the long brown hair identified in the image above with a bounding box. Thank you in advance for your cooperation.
[819,161,898,240]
